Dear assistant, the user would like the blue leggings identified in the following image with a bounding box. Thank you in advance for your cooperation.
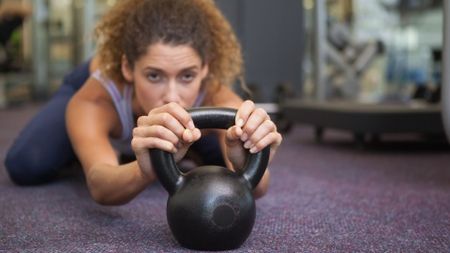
[4,61,224,185]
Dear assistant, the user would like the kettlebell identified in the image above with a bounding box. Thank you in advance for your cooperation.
[150,107,270,251]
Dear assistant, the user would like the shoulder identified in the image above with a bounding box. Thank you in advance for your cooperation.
[73,74,112,107]
[67,75,121,137]
[203,85,243,109]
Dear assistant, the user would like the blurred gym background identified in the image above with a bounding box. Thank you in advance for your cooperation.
[0,0,448,143]
[0,0,441,103]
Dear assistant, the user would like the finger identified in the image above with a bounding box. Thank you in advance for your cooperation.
[150,102,195,130]
[140,112,189,139]
[242,108,270,142]
[133,125,179,146]
[178,128,202,150]
[235,100,255,128]
[132,137,177,154]
[243,119,277,150]
[225,126,243,147]
[248,132,282,154]
[175,127,201,148]
[189,128,202,142]
[182,128,201,143]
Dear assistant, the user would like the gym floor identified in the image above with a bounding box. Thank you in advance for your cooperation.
[1,103,449,252]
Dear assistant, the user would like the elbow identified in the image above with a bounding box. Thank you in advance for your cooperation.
[87,182,111,205]
[86,174,131,206]
[89,186,131,206]
[89,188,112,206]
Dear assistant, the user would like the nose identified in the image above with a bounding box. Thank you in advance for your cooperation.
[162,80,181,104]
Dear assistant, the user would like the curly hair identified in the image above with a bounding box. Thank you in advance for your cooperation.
[94,0,243,92]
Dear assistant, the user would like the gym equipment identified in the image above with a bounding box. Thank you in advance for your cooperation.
[326,19,384,98]
[0,12,26,72]
[149,107,270,251]
[280,0,448,145]
[444,0,450,142]
[282,100,443,145]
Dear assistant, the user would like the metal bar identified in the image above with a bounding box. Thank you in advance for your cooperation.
[443,0,450,142]
[313,0,327,101]
[82,0,96,61]
[32,0,49,98]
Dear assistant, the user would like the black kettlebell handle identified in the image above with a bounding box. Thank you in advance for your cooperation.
[149,107,270,195]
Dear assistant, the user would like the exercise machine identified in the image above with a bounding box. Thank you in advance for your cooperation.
[280,0,448,145]
[326,18,384,98]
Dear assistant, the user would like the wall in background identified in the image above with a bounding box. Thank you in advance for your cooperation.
[215,0,305,102]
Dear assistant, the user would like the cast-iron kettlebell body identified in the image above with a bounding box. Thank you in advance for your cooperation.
[150,107,270,251]
[167,166,255,250]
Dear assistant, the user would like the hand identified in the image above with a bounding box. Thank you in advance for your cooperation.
[131,103,201,177]
[225,100,282,170]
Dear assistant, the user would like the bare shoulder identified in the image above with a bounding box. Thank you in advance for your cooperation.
[70,77,109,109]
[204,85,243,109]
[67,76,120,138]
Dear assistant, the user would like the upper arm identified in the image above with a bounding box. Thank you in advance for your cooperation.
[66,79,119,172]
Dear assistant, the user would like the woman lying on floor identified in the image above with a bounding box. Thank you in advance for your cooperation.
[4,0,282,205]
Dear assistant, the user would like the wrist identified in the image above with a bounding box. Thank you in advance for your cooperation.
[135,161,156,183]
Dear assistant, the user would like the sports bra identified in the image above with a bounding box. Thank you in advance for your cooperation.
[92,70,206,156]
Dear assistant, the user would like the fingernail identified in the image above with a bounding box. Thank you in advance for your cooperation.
[188,120,195,130]
[250,147,257,153]
[194,128,201,138]
[241,133,248,142]
[235,127,242,137]
[244,141,252,149]
[184,129,192,142]
[172,144,178,153]
[237,118,244,127]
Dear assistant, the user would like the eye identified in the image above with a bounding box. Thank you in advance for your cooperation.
[147,72,162,82]
[180,71,197,83]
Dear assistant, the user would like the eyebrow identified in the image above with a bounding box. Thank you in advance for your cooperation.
[144,66,200,72]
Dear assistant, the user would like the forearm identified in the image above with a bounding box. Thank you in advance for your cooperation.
[86,161,155,205]
[253,169,270,199]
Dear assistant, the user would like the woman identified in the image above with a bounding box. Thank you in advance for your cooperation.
[5,0,282,205]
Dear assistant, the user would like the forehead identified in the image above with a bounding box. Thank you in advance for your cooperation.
[137,43,203,67]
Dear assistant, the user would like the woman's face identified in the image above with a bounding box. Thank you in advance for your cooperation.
[122,42,209,114]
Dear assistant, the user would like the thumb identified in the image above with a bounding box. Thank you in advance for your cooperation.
[180,128,201,148]
[174,128,201,162]
[225,126,243,147]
